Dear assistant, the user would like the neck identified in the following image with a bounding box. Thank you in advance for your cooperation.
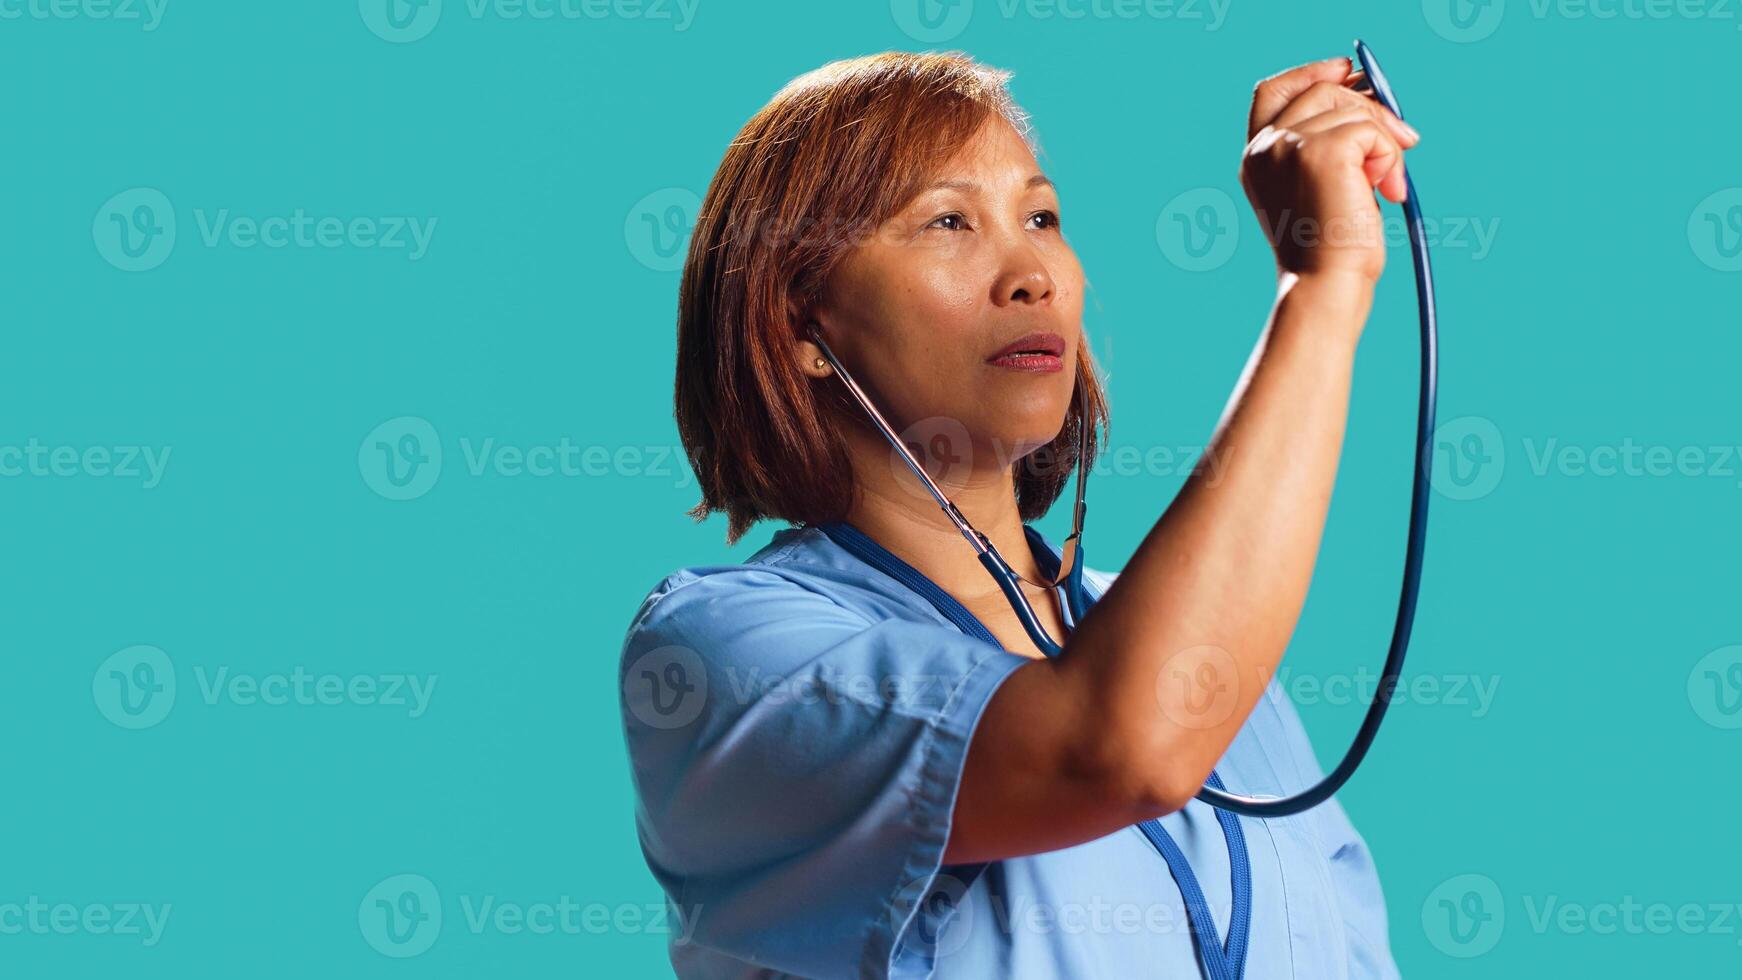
[837,424,1047,602]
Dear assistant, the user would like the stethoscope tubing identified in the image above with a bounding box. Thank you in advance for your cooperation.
[811,39,1436,819]
[1191,39,1439,817]
[1195,162,1438,817]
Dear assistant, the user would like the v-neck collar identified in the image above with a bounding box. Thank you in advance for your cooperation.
[816,520,1092,650]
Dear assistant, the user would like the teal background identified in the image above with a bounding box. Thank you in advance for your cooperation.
[4,0,1739,976]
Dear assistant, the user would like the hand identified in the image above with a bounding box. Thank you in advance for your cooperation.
[1239,56,1422,286]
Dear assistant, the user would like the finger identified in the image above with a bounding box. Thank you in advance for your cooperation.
[1288,105,1386,137]
[1346,72,1423,146]
[1367,138,1408,205]
[1313,119,1405,203]
[1346,67,1420,199]
[1248,56,1353,139]
[1380,157,1408,204]
[1287,103,1424,184]
[1272,81,1419,148]
[1274,81,1418,147]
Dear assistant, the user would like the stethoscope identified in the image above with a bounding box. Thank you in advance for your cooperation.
[812,40,1436,820]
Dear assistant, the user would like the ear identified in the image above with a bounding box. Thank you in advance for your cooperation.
[793,313,834,379]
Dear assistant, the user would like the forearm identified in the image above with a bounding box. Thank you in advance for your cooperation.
[1059,269,1373,813]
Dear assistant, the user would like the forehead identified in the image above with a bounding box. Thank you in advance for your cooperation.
[930,117,1043,180]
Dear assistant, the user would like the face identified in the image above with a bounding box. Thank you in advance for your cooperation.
[808,117,1086,478]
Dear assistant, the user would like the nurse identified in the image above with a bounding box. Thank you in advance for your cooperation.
[622,50,1416,979]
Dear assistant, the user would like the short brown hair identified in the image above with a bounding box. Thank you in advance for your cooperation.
[675,51,1108,545]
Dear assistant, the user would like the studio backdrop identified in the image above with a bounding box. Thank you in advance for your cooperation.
[6,1,1740,977]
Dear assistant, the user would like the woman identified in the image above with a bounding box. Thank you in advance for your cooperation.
[621,50,1416,979]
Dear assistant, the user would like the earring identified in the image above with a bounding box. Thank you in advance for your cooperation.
[814,357,829,372]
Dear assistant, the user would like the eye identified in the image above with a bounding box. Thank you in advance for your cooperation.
[927,212,969,232]
[1028,209,1062,231]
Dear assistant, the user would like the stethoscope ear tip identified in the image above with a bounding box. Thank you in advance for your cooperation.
[1350,40,1403,118]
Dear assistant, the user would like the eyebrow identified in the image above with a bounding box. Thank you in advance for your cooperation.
[922,174,1055,193]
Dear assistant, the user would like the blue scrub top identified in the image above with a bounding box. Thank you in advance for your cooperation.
[619,522,1400,979]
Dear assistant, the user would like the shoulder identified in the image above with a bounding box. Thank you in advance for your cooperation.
[620,526,875,672]
[620,529,919,696]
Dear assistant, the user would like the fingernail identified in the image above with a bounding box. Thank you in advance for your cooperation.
[1399,120,1422,142]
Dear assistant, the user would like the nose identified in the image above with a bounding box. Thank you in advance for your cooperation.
[991,237,1055,308]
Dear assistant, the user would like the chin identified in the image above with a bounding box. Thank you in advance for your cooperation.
[977,417,1068,470]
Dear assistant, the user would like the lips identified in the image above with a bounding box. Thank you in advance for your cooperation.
[986,331,1066,373]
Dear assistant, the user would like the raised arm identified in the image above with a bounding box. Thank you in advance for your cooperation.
[948,56,1420,864]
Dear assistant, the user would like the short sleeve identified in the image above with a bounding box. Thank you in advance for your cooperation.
[618,567,1028,979]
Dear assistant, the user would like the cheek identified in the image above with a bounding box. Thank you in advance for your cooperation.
[904,263,981,333]
[825,261,974,410]
[858,263,984,370]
